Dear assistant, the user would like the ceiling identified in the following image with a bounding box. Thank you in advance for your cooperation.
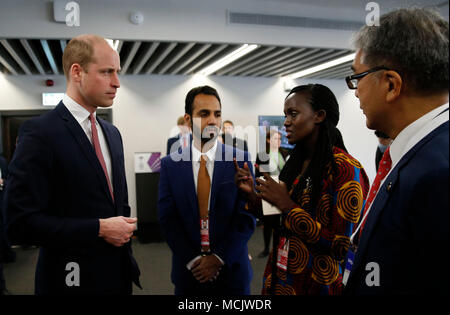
[0,1,447,80]
[0,38,354,80]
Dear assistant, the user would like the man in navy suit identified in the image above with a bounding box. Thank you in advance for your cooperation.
[3,34,141,295]
[0,154,13,295]
[344,8,448,295]
[158,86,256,295]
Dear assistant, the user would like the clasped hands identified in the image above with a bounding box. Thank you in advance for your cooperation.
[98,216,137,247]
[191,254,223,283]
[233,158,297,213]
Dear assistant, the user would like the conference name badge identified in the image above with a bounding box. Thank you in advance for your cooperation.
[200,218,210,247]
[342,248,355,286]
[276,237,289,271]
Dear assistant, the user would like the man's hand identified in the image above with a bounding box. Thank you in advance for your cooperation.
[191,255,223,283]
[98,216,137,247]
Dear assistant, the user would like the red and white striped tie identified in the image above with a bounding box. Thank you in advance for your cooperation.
[89,113,114,202]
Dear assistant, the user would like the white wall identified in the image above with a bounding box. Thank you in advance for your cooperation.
[3,0,445,47]
[0,0,363,49]
[0,73,378,217]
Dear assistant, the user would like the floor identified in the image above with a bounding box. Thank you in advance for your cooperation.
[3,225,269,295]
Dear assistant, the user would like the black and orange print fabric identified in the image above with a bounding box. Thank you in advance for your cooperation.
[262,147,370,295]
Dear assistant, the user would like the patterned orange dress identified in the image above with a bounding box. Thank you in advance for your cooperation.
[262,147,369,295]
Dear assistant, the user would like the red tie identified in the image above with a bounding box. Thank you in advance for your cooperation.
[359,147,392,234]
[89,114,114,202]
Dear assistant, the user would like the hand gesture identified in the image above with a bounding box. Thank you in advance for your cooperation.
[233,158,255,195]
[255,170,297,213]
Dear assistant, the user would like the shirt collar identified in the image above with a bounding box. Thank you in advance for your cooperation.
[191,140,218,163]
[62,94,96,125]
[390,102,449,167]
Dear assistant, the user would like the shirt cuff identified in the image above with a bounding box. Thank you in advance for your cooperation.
[186,255,202,270]
[213,254,225,266]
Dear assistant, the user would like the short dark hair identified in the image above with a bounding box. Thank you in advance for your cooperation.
[353,8,449,95]
[185,85,221,116]
[223,120,234,126]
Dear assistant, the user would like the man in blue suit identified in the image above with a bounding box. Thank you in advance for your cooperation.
[3,35,141,295]
[158,86,256,295]
[344,8,448,295]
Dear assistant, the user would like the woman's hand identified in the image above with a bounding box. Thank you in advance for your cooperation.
[255,172,297,213]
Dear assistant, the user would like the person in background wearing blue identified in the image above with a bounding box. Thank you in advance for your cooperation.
[374,131,392,172]
[166,116,192,156]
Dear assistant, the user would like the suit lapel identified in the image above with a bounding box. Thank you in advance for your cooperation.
[178,146,199,225]
[353,122,449,270]
[353,171,397,270]
[209,143,226,214]
[55,102,114,206]
[209,144,231,242]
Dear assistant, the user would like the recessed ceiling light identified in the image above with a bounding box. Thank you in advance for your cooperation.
[197,44,259,76]
[285,53,356,79]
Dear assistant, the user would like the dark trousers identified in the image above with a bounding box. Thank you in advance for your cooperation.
[175,269,249,295]
[0,262,5,292]
[262,215,280,251]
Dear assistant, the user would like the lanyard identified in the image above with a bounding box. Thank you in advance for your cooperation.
[350,206,369,246]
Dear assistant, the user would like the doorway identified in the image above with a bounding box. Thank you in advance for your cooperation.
[0,108,112,163]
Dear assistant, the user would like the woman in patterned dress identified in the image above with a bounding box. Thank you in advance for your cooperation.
[236,84,370,295]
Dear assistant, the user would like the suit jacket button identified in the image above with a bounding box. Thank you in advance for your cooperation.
[386,182,393,191]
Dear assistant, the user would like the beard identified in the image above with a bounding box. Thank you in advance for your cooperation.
[201,126,219,142]
[192,122,219,143]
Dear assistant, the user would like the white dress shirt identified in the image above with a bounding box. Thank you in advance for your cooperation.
[191,139,217,208]
[187,139,224,270]
[351,102,449,244]
[62,94,113,189]
[389,103,449,170]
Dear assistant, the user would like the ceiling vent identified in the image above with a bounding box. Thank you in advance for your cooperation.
[228,11,364,31]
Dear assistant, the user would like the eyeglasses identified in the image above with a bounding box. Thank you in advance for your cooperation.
[345,66,390,89]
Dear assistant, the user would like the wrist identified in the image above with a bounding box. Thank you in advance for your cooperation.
[280,200,298,213]
[211,254,224,267]
[247,189,259,202]
[98,219,105,237]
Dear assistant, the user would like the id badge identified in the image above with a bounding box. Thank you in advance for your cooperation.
[276,237,289,271]
[200,218,210,247]
[342,247,355,286]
